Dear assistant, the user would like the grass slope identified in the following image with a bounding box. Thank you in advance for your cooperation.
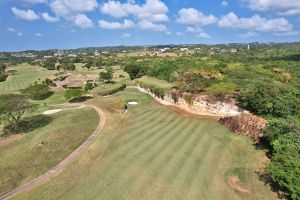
[0,64,54,93]
[0,107,99,194]
[13,88,276,200]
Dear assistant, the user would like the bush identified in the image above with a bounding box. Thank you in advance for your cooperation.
[2,115,52,136]
[64,89,86,101]
[0,73,8,82]
[237,82,300,117]
[91,83,126,96]
[267,152,300,200]
[21,84,53,100]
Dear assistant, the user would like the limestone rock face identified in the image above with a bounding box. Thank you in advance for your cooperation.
[138,86,267,142]
[138,86,243,117]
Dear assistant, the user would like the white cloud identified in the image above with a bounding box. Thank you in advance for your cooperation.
[11,7,40,20]
[218,12,293,33]
[165,31,172,35]
[238,32,259,38]
[100,0,169,22]
[121,33,131,38]
[20,0,47,4]
[244,0,300,16]
[17,32,23,36]
[50,0,98,17]
[35,32,43,37]
[74,14,93,29]
[7,27,16,32]
[49,0,97,28]
[221,1,228,7]
[138,20,167,32]
[187,26,211,38]
[99,19,134,30]
[41,12,59,22]
[177,8,217,26]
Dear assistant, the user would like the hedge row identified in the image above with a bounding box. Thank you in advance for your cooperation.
[91,82,126,96]
[137,81,165,99]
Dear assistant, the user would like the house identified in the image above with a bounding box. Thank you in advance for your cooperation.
[55,73,95,88]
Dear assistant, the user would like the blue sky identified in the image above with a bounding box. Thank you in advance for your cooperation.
[0,0,299,51]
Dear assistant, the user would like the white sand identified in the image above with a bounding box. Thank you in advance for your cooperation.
[43,109,63,115]
[128,101,138,105]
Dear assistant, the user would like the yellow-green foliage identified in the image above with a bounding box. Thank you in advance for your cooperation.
[272,68,292,83]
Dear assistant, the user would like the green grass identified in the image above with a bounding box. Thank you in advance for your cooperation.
[136,76,173,89]
[0,64,54,93]
[0,107,99,194]
[13,88,276,200]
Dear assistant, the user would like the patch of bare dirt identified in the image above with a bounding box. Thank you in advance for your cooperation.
[0,135,23,148]
[228,176,250,194]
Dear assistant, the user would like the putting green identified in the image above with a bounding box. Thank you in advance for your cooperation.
[13,88,276,200]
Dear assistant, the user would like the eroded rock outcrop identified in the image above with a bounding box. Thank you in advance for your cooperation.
[138,86,266,142]
[219,113,267,143]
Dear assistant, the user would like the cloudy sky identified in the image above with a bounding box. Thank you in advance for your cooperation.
[1,0,300,51]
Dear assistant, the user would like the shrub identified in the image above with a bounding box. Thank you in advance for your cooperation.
[0,73,8,82]
[21,84,53,100]
[2,115,52,136]
[91,82,126,96]
[64,89,86,101]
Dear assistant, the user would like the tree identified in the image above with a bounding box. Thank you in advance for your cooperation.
[100,71,113,83]
[0,63,6,73]
[58,62,76,71]
[124,64,144,80]
[0,94,32,125]
[0,73,8,82]
[84,82,94,91]
[21,84,53,100]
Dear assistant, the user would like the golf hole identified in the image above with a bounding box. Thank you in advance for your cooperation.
[128,101,138,105]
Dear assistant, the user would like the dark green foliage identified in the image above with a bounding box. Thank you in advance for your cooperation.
[84,82,95,91]
[0,73,8,82]
[57,62,76,71]
[0,63,6,73]
[237,82,300,118]
[0,94,32,125]
[100,71,113,82]
[264,118,298,143]
[42,59,56,70]
[267,152,300,200]
[21,84,53,100]
[2,115,52,137]
[124,64,146,80]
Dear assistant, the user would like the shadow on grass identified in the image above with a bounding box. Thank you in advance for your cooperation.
[69,96,93,103]
[1,115,53,137]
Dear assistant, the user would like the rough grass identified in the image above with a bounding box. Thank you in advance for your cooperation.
[0,64,54,93]
[13,88,276,200]
[136,76,173,89]
[0,107,99,194]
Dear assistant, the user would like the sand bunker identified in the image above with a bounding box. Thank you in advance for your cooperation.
[43,109,63,115]
[228,176,250,193]
[128,101,138,105]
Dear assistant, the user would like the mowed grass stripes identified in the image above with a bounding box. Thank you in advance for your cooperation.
[13,89,277,200]
[0,64,53,92]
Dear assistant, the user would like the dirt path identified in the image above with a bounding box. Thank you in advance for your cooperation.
[0,104,105,200]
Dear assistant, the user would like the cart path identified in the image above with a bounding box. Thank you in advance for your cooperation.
[0,104,105,200]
